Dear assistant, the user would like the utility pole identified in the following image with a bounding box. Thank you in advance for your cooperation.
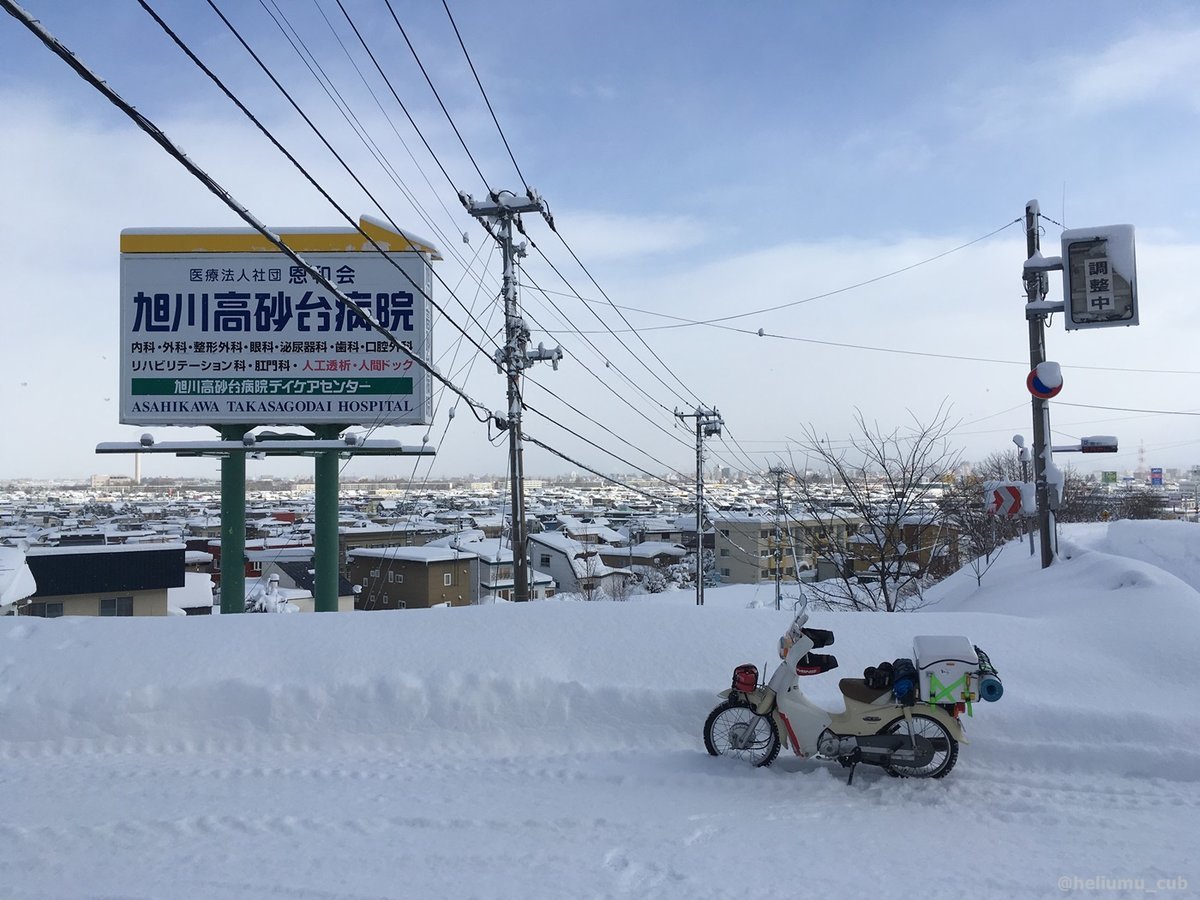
[462,190,562,601]
[675,407,722,605]
[1013,435,1034,557]
[770,466,787,611]
[1024,200,1056,568]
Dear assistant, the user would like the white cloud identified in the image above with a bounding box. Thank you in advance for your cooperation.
[1064,26,1200,113]
[544,209,705,262]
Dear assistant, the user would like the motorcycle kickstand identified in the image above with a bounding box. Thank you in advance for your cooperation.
[842,750,862,786]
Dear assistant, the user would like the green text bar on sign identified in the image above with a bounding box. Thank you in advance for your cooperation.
[132,377,414,396]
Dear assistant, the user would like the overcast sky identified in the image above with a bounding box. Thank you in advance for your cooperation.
[3,1,1199,486]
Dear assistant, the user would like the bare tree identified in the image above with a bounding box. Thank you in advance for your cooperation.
[1112,485,1169,520]
[787,404,961,612]
[577,550,603,601]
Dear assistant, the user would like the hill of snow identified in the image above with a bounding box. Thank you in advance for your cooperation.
[2,521,1198,899]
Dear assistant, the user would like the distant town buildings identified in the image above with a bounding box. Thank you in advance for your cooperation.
[2,464,1191,617]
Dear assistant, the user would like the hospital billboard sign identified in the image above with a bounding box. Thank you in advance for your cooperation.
[118,216,438,428]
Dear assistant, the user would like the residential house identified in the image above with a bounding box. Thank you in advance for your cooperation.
[528,531,631,598]
[452,536,556,602]
[348,545,477,610]
[596,541,687,575]
[20,543,185,617]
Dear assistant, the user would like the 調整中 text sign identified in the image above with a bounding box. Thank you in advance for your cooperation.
[119,251,432,426]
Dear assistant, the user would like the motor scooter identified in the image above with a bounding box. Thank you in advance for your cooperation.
[703,606,993,782]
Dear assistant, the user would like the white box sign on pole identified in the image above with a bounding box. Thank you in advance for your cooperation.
[1061,224,1138,330]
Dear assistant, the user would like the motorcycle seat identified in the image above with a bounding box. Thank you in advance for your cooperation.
[839,678,892,704]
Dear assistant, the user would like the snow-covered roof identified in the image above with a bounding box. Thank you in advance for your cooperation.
[348,546,477,564]
[167,571,215,613]
[626,541,687,558]
[529,531,586,556]
[28,541,186,557]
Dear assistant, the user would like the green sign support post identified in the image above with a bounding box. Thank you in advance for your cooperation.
[219,425,247,615]
[313,424,343,613]
[98,433,434,614]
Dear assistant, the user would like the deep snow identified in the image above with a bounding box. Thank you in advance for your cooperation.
[2,521,1199,899]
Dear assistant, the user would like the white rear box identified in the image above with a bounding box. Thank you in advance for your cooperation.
[913,635,979,703]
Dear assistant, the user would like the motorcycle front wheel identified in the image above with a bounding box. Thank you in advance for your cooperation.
[703,699,780,767]
[879,714,958,778]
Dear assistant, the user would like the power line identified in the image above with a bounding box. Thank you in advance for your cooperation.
[329,0,697,483]
[1055,401,1200,417]
[620,218,1027,330]
[8,0,493,428]
[331,0,463,197]
[386,3,705,417]
[265,0,499,310]
[520,433,685,505]
[524,292,1200,377]
[534,233,707,408]
[523,402,691,493]
[441,0,528,190]
[381,0,492,194]
[407,2,708,413]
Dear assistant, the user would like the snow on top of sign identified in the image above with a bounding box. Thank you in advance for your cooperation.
[120,226,343,235]
[1061,223,1136,282]
[1034,360,1062,388]
[359,214,441,259]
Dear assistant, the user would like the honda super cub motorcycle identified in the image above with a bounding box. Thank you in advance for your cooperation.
[703,606,1001,782]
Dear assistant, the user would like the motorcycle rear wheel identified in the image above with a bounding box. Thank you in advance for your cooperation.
[879,714,958,778]
[703,699,780,767]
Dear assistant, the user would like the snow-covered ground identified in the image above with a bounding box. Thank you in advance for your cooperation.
[2,521,1199,899]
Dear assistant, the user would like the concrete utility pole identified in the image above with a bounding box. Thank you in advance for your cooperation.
[462,190,561,601]
[675,407,722,606]
[1024,200,1056,568]
[770,466,788,611]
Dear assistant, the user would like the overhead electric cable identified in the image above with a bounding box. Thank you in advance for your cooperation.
[523,402,691,492]
[518,265,691,419]
[381,0,491,194]
[4,0,492,425]
[620,218,1025,330]
[524,218,1025,332]
[262,0,491,299]
[441,0,528,190]
[148,0,503,416]
[1055,402,1200,416]
[310,0,463,232]
[418,6,707,412]
[330,0,462,196]
[535,234,700,410]
[527,235,706,410]
[520,434,687,505]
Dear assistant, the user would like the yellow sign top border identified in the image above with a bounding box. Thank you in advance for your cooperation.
[120,215,442,260]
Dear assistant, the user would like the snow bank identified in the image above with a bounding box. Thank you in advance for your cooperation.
[1,521,1198,899]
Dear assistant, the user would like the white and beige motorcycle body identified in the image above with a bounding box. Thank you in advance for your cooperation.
[703,608,972,781]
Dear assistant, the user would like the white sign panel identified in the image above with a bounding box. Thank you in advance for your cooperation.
[1061,225,1138,330]
[119,251,432,427]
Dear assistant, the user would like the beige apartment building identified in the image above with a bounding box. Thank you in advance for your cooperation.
[711,512,860,584]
